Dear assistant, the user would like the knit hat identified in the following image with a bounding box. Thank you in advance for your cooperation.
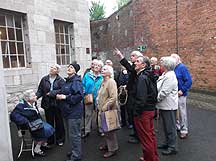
[69,62,80,73]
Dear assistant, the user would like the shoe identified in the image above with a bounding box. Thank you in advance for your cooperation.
[100,132,105,137]
[128,125,133,129]
[66,152,72,158]
[57,142,64,146]
[162,148,177,155]
[179,133,188,139]
[99,145,108,151]
[41,144,52,150]
[157,144,168,149]
[103,151,117,158]
[128,137,139,144]
[139,156,144,161]
[34,150,46,157]
[81,132,90,138]
[129,133,136,137]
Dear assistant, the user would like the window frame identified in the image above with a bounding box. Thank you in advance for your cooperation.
[0,13,26,69]
[54,20,74,66]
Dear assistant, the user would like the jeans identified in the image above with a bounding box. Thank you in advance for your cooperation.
[67,118,82,161]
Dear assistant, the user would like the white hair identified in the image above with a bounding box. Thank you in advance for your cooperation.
[97,60,104,68]
[171,53,181,65]
[103,65,114,77]
[23,89,35,101]
[131,51,143,57]
[150,57,158,62]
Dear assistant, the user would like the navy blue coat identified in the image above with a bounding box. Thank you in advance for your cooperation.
[10,101,45,139]
[59,74,84,119]
[36,74,65,109]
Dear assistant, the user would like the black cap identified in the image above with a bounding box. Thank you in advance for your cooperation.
[69,62,80,73]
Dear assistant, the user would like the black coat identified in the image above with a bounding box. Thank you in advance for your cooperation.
[133,67,158,116]
[36,74,65,110]
[120,58,138,110]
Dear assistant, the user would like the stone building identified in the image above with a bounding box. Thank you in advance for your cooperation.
[0,0,92,111]
[91,0,216,92]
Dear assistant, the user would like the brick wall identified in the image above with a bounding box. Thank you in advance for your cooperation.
[90,0,216,91]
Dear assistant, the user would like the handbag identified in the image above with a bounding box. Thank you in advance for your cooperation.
[84,94,94,105]
[84,80,97,105]
[28,118,44,131]
[100,109,121,132]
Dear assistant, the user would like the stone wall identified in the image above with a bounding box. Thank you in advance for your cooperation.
[90,0,216,91]
[0,0,92,111]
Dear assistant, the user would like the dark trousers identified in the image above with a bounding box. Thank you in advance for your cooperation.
[160,110,177,149]
[45,106,65,144]
[67,118,82,160]
[134,111,158,161]
[120,105,126,126]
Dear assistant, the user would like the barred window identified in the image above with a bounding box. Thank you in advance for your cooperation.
[54,20,74,65]
[0,13,26,68]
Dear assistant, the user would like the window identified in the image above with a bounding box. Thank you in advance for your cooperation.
[0,12,26,68]
[54,20,74,65]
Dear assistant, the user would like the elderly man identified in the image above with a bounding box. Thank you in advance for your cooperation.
[113,49,143,144]
[156,57,178,155]
[171,54,192,139]
[36,64,65,146]
[133,56,158,161]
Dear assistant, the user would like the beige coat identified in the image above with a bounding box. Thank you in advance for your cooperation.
[97,78,119,128]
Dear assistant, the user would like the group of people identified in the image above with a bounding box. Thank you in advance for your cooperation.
[10,48,192,161]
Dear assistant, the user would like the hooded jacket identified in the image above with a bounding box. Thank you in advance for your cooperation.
[59,74,84,119]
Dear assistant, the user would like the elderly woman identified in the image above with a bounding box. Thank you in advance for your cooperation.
[97,65,119,158]
[56,62,84,161]
[10,90,55,156]
[36,64,65,146]
[82,59,103,138]
[156,56,178,155]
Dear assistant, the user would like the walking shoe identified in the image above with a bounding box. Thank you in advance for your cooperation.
[162,148,177,155]
[103,151,117,158]
[157,144,168,149]
[128,137,139,144]
[179,133,188,139]
[34,149,46,157]
[57,142,64,146]
[139,156,144,161]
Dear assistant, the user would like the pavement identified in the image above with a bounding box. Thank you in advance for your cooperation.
[10,91,216,161]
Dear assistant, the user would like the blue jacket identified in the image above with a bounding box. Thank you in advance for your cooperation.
[82,71,103,106]
[174,63,192,96]
[59,74,84,119]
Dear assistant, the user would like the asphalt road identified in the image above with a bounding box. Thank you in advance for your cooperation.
[10,95,216,161]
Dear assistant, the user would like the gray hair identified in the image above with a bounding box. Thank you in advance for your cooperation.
[161,56,176,71]
[105,59,113,66]
[138,56,151,67]
[23,89,35,101]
